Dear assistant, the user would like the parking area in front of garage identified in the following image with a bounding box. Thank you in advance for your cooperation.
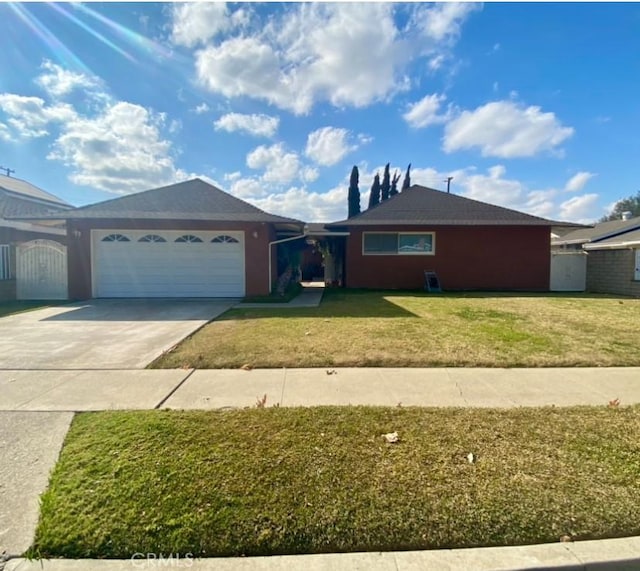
[0,298,237,369]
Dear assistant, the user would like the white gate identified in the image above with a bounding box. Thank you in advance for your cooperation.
[17,239,68,300]
[550,251,586,292]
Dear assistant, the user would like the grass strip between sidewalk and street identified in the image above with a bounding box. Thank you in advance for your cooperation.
[31,405,640,559]
[151,290,640,369]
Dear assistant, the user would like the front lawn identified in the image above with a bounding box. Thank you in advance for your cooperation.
[32,406,640,558]
[151,290,640,369]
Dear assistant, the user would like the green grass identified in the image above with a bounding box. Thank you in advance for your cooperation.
[151,290,640,369]
[31,406,640,559]
[0,300,52,318]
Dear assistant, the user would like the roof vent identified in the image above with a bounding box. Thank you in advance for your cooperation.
[621,211,633,220]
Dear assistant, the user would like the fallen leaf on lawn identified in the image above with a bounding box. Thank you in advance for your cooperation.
[326,369,337,375]
[240,364,253,371]
[608,397,620,408]
[560,535,573,543]
[305,331,311,336]
[382,431,399,444]
[467,452,476,464]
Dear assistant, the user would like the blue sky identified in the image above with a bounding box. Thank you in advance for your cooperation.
[0,2,638,223]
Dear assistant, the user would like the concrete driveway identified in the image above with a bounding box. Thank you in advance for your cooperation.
[0,299,237,369]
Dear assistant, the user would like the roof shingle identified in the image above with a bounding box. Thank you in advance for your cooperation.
[49,178,302,225]
[552,216,640,246]
[328,185,572,227]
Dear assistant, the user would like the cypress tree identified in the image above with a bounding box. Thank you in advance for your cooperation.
[390,170,400,196]
[381,163,391,201]
[401,163,411,192]
[347,165,360,218]
[368,173,381,208]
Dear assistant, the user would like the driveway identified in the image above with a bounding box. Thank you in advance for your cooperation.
[0,299,237,369]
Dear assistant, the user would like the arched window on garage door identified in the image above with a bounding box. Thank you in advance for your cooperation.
[138,234,167,243]
[211,235,239,243]
[101,234,130,242]
[175,235,203,243]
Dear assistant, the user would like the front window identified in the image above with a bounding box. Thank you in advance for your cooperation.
[363,232,435,255]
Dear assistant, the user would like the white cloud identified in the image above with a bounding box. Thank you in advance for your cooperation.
[228,176,266,199]
[564,171,595,192]
[214,112,279,137]
[0,122,11,141]
[193,3,477,114]
[413,2,482,43]
[48,101,186,194]
[171,3,244,48]
[403,93,448,128]
[193,103,210,114]
[443,100,574,158]
[248,186,347,223]
[246,143,303,184]
[35,60,100,98]
[559,193,599,221]
[305,127,356,166]
[0,94,76,138]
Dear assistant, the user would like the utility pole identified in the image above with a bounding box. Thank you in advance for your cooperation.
[0,166,15,177]
[445,176,453,193]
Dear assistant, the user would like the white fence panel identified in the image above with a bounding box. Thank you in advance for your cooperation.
[550,251,586,292]
[17,239,68,300]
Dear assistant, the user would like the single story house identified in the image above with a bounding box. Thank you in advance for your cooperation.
[325,185,574,291]
[552,214,640,297]
[56,178,303,299]
[0,174,71,300]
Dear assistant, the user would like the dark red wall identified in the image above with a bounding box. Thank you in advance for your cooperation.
[344,225,551,291]
[67,219,276,299]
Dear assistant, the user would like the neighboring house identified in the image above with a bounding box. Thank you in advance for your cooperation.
[0,174,71,301]
[325,185,574,291]
[552,214,640,297]
[583,228,640,297]
[551,214,640,251]
[53,178,303,299]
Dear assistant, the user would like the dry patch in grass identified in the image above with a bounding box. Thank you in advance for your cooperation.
[152,291,640,369]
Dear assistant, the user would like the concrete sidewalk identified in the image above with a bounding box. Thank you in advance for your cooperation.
[5,535,640,570]
[238,282,324,309]
[2,367,637,412]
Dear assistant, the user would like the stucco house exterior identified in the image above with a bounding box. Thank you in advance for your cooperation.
[326,185,570,291]
[0,174,70,300]
[59,178,303,299]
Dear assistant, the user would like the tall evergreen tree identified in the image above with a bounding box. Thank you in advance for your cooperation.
[390,170,400,196]
[347,165,360,218]
[401,163,411,192]
[381,163,391,201]
[368,173,381,208]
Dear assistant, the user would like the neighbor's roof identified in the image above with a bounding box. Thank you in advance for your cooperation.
[0,174,70,207]
[551,216,640,246]
[45,178,303,225]
[584,227,640,250]
[328,185,575,227]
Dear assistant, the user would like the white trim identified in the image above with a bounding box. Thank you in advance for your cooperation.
[362,231,436,256]
[584,241,640,251]
[1,218,66,236]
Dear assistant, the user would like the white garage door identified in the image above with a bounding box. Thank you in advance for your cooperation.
[93,230,245,298]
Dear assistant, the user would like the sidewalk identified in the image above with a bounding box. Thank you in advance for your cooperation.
[237,282,325,309]
[2,367,639,412]
[5,535,640,570]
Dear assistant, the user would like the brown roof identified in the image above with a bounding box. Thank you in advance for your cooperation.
[47,178,302,225]
[552,216,640,246]
[328,185,574,227]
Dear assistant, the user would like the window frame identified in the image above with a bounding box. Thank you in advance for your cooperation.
[362,231,435,256]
